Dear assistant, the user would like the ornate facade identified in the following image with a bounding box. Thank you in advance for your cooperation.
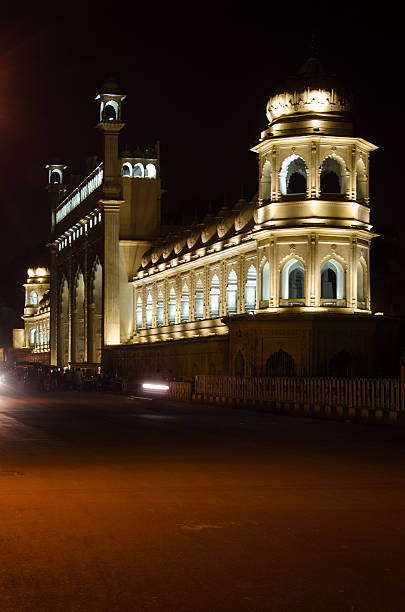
[12,268,51,364]
[49,58,388,378]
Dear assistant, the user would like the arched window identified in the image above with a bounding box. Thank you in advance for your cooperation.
[261,160,271,201]
[145,163,156,179]
[357,261,365,303]
[245,265,257,312]
[281,259,305,301]
[103,101,118,121]
[157,291,164,326]
[261,261,269,301]
[209,274,220,318]
[30,291,38,306]
[133,163,144,178]
[30,328,36,346]
[181,284,190,322]
[122,162,132,177]
[280,154,307,196]
[226,270,238,315]
[168,288,176,324]
[50,170,61,184]
[136,296,143,329]
[146,293,153,328]
[320,156,346,195]
[194,280,204,320]
[321,259,344,301]
[356,159,367,203]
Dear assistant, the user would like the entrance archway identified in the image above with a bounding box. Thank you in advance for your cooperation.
[265,349,295,376]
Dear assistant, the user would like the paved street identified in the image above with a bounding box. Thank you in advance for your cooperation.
[1,387,405,611]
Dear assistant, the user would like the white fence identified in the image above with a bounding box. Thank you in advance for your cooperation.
[169,381,192,401]
[195,375,405,412]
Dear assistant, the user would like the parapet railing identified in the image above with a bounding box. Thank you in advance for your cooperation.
[195,375,405,412]
[55,164,103,224]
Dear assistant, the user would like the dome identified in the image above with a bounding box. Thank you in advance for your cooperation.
[265,57,353,137]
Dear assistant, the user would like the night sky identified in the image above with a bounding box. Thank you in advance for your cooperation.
[0,4,403,344]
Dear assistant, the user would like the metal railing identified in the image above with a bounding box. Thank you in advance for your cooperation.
[195,375,405,412]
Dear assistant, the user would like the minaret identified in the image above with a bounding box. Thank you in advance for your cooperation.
[96,79,126,345]
[252,57,377,313]
[46,163,67,233]
[96,79,126,199]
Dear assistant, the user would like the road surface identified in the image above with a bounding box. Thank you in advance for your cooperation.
[1,387,405,611]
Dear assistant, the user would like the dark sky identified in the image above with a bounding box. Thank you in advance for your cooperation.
[0,3,403,339]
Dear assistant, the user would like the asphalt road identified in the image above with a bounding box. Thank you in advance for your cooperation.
[1,386,405,611]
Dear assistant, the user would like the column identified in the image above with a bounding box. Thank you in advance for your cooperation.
[102,201,121,344]
[49,243,58,365]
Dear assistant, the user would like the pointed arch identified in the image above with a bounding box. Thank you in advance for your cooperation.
[133,162,144,178]
[194,279,204,320]
[209,274,220,318]
[266,349,295,377]
[122,162,132,177]
[136,295,143,329]
[168,287,176,324]
[146,293,153,328]
[89,258,102,363]
[226,269,238,315]
[181,283,190,322]
[321,258,344,301]
[157,290,164,326]
[356,158,367,203]
[145,163,156,179]
[261,159,272,201]
[103,100,119,121]
[58,276,70,367]
[245,264,257,312]
[281,257,305,302]
[72,267,85,362]
[357,259,366,303]
[260,259,270,301]
[320,155,346,194]
[280,154,307,196]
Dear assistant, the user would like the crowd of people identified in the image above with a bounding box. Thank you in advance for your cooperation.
[8,366,127,393]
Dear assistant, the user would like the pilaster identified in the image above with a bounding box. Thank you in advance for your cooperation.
[49,244,58,365]
[102,201,121,345]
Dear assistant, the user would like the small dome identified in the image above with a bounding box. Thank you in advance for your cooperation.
[102,77,121,94]
[265,57,352,136]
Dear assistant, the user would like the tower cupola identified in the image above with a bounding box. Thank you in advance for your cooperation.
[95,78,126,123]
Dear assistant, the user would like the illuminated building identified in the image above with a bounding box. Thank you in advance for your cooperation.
[11,268,51,365]
[48,79,161,368]
[48,60,396,377]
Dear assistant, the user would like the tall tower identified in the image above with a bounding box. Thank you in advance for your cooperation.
[96,79,126,345]
[46,163,67,232]
[252,57,377,312]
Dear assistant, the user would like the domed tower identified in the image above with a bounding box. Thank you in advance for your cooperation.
[252,57,377,312]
